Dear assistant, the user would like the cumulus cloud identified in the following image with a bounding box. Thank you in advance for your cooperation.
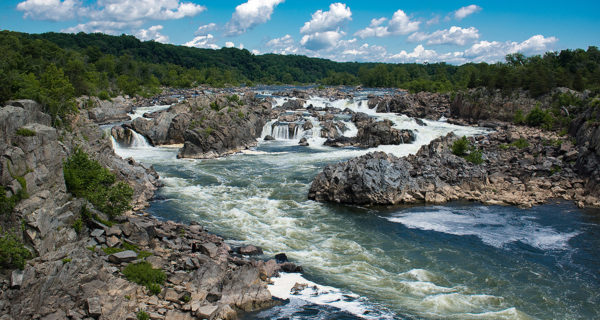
[16,0,82,21]
[355,9,420,38]
[20,0,206,35]
[266,34,299,54]
[183,34,219,49]
[135,25,169,43]
[454,4,481,20]
[225,0,284,36]
[195,23,217,35]
[63,20,142,34]
[408,26,480,46]
[463,35,558,61]
[389,45,438,63]
[300,30,345,51]
[300,3,352,34]
[225,41,235,48]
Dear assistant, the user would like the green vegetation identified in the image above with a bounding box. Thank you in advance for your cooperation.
[123,261,166,295]
[62,257,72,263]
[1,30,599,124]
[0,228,32,270]
[15,128,36,136]
[513,110,525,124]
[63,148,133,219]
[465,149,484,164]
[72,217,83,233]
[1,173,29,216]
[511,138,530,149]
[452,136,484,164]
[451,136,470,156]
[136,310,150,320]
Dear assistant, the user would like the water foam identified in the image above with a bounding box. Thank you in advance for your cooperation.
[386,206,579,250]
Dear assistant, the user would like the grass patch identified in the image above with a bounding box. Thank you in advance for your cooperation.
[465,149,484,164]
[62,257,72,263]
[123,261,166,296]
[16,128,36,136]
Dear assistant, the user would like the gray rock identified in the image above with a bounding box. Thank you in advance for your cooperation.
[108,250,137,263]
[238,245,263,256]
[199,243,218,258]
[11,270,23,289]
[195,305,218,318]
[90,229,105,238]
[87,297,102,317]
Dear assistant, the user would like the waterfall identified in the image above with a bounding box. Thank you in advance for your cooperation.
[130,129,152,148]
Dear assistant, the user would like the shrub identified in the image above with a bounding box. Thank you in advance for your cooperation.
[72,218,83,233]
[137,310,150,320]
[122,261,166,295]
[0,229,32,270]
[1,175,28,216]
[525,105,547,127]
[16,128,36,137]
[98,91,111,101]
[465,150,484,164]
[513,110,525,124]
[451,136,469,156]
[510,138,530,149]
[63,148,132,219]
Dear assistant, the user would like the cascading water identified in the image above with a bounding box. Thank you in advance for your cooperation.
[110,90,600,320]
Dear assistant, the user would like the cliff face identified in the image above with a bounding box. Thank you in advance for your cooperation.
[0,100,286,320]
[570,103,600,190]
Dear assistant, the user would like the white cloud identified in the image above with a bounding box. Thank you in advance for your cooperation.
[408,26,480,46]
[300,31,345,51]
[17,0,82,21]
[20,0,206,35]
[300,3,352,34]
[251,49,260,55]
[266,34,299,55]
[225,0,284,36]
[62,20,142,34]
[183,34,219,49]
[355,9,420,38]
[463,35,558,61]
[194,23,217,35]
[389,45,438,63]
[225,41,235,48]
[88,0,205,22]
[454,4,481,20]
[135,25,169,43]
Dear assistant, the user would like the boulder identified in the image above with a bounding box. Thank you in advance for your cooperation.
[108,250,137,263]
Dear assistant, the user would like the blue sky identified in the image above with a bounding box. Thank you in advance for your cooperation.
[1,0,599,64]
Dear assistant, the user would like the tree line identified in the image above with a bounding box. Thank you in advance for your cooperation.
[1,30,599,122]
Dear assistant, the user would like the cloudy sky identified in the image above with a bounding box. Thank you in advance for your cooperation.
[2,0,599,64]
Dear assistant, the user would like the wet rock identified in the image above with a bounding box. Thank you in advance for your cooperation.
[238,245,263,256]
[274,253,288,263]
[264,135,275,141]
[298,137,309,146]
[280,262,303,273]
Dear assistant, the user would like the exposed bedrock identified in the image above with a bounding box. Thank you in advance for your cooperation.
[310,127,600,208]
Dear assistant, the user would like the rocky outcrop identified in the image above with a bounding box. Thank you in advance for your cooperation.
[0,99,295,320]
[367,92,450,120]
[324,119,415,148]
[178,94,272,159]
[310,126,599,207]
[570,102,600,191]
[82,96,136,124]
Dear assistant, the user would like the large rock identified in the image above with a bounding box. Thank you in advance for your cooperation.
[324,119,415,148]
[84,96,134,124]
[368,92,449,120]
[178,95,272,159]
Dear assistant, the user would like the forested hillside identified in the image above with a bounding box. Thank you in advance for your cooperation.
[1,30,599,123]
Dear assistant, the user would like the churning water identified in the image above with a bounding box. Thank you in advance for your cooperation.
[111,92,600,319]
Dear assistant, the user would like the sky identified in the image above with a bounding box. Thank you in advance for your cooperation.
[1,0,599,64]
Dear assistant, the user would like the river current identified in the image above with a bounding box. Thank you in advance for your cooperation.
[110,90,600,319]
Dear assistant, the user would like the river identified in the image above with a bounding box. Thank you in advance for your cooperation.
[110,90,600,319]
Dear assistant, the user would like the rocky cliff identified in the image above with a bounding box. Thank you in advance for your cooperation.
[0,100,291,320]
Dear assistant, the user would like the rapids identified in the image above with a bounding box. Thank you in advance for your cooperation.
[110,91,600,319]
